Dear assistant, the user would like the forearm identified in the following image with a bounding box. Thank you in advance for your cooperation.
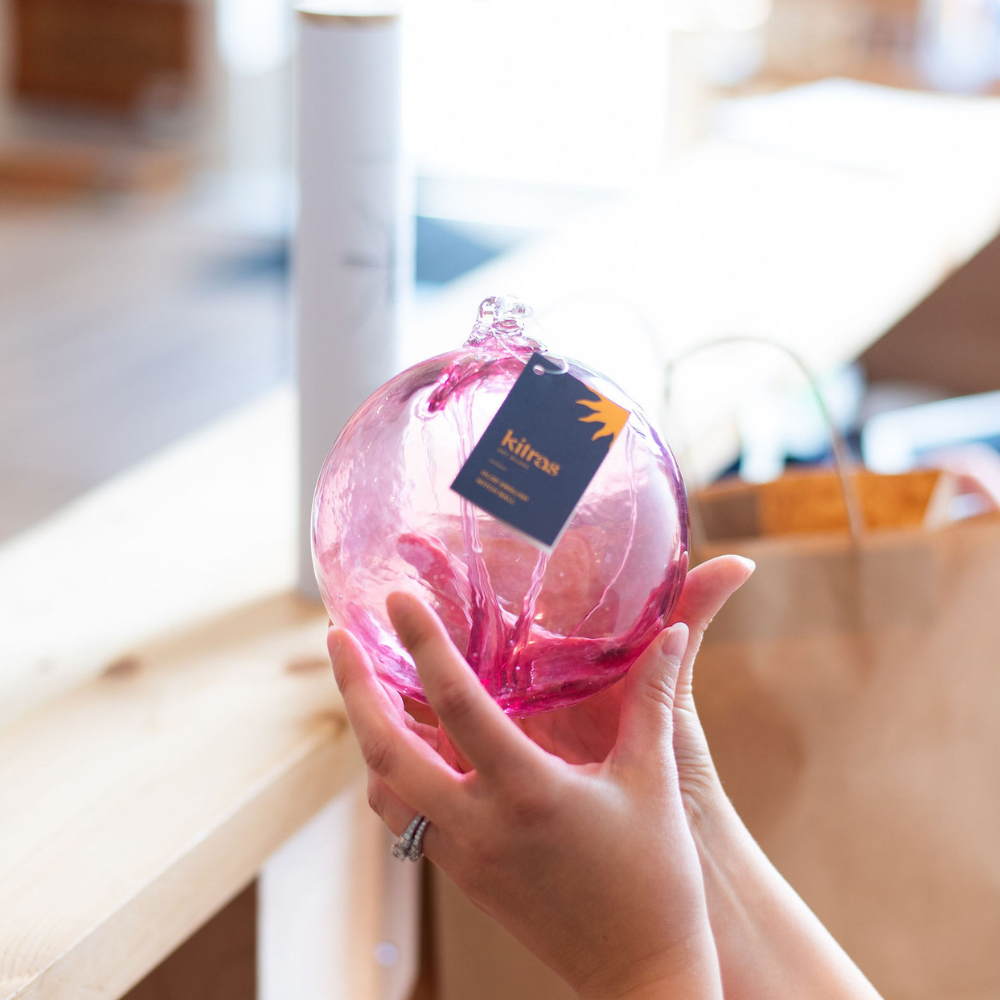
[692,781,882,1000]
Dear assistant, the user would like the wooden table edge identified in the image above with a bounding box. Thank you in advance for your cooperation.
[3,698,364,1000]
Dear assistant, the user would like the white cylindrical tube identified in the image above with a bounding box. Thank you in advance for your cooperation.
[295,4,406,597]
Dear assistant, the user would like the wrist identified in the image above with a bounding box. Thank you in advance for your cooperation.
[575,929,723,1000]
[580,968,721,1000]
[579,973,720,1000]
[680,764,750,875]
[686,775,884,1000]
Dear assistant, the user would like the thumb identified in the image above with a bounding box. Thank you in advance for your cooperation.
[610,623,688,776]
[670,555,754,703]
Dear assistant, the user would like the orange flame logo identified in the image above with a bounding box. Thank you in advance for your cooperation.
[576,393,629,445]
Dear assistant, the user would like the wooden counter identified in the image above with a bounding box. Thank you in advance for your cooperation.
[0,593,360,1000]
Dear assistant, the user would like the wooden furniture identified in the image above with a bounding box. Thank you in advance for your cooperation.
[2,83,1000,1000]
[0,390,418,1000]
[0,141,189,199]
[0,592,355,999]
[12,0,193,113]
[862,231,1000,396]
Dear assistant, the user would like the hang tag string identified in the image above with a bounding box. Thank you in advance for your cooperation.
[477,295,570,374]
[663,335,866,543]
[524,296,860,537]
[532,356,570,375]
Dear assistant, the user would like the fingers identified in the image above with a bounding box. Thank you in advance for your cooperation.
[367,773,415,836]
[668,554,754,634]
[668,555,754,693]
[329,626,461,820]
[386,591,550,780]
[402,694,440,728]
[367,774,439,862]
[611,623,688,774]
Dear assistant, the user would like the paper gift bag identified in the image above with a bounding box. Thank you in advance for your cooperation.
[694,469,1000,1000]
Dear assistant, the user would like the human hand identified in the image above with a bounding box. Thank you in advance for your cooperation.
[386,555,880,1000]
[398,555,753,788]
[516,556,755,809]
[330,594,723,1000]
[517,554,881,1000]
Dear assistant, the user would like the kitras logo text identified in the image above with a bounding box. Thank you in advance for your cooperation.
[499,429,560,476]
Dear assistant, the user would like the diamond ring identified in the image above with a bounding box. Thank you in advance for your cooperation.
[391,814,429,862]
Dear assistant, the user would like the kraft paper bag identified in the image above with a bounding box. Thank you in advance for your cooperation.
[694,471,1000,1000]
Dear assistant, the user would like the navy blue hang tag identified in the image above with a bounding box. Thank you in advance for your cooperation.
[450,353,630,550]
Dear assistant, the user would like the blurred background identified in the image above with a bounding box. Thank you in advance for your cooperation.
[2,7,1000,999]
[1,0,1000,543]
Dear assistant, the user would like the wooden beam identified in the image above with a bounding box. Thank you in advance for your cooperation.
[861,232,1000,396]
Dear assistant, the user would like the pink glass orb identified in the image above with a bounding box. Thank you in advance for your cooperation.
[312,297,689,716]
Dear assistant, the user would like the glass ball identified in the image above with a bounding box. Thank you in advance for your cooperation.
[312,297,689,716]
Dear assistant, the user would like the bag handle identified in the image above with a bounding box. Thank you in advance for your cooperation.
[662,335,866,544]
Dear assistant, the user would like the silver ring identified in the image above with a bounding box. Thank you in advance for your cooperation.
[391,814,429,862]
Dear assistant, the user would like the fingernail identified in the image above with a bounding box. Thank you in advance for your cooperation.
[661,622,688,661]
[385,591,409,626]
[735,556,756,575]
[386,592,419,647]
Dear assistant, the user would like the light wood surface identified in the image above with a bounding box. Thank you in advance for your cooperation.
[298,9,400,26]
[0,388,297,731]
[0,591,363,1000]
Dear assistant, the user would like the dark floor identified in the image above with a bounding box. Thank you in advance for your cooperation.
[0,200,516,544]
[0,200,292,541]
